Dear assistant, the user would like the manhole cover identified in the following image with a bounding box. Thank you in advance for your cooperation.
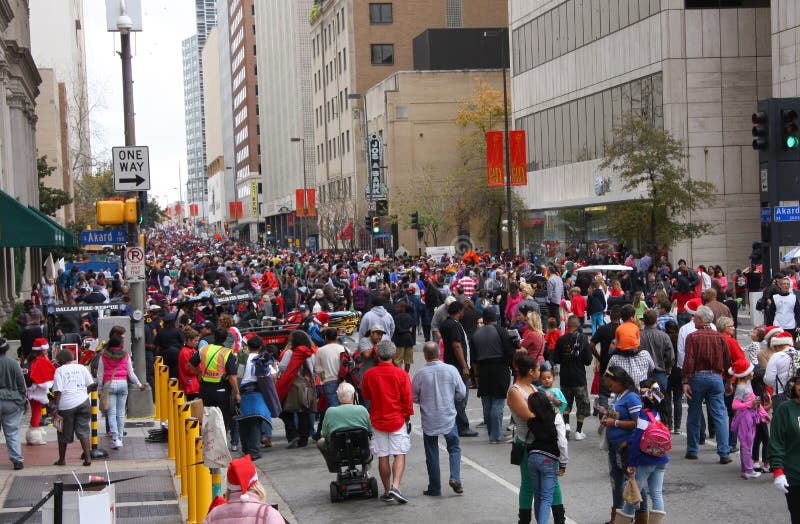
[663,481,703,495]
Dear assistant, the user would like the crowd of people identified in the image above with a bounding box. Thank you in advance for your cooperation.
[1,228,800,523]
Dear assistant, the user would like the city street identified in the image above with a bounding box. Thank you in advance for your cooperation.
[259,326,788,524]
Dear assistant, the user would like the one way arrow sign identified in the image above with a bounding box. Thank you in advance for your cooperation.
[112,146,151,191]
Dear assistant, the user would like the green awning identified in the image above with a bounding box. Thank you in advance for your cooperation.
[0,189,77,248]
[27,204,79,249]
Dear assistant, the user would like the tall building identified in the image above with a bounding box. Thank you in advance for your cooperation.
[29,0,90,225]
[255,0,315,249]
[227,0,261,241]
[309,0,506,248]
[508,0,782,272]
[203,27,227,229]
[182,1,217,219]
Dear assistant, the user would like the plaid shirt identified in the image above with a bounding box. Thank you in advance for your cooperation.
[681,328,732,383]
[608,350,655,387]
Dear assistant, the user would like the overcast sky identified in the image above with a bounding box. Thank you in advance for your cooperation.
[83,1,195,208]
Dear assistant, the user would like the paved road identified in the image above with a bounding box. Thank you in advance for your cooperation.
[257,328,788,524]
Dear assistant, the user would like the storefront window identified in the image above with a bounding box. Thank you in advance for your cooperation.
[520,206,613,261]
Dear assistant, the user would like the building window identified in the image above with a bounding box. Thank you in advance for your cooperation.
[686,0,769,6]
[371,44,394,65]
[446,0,462,28]
[369,3,393,24]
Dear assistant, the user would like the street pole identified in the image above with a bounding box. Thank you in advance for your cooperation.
[501,28,513,257]
[120,28,152,417]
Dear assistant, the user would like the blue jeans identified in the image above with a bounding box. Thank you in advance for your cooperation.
[0,399,24,464]
[622,463,666,515]
[422,425,461,495]
[528,453,559,524]
[481,396,505,442]
[686,373,730,457]
[591,312,605,335]
[322,381,340,408]
[107,380,129,441]
[607,440,627,509]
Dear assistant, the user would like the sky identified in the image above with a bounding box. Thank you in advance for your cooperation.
[83,0,196,209]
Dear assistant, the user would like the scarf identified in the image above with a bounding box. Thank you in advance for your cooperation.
[275,345,314,402]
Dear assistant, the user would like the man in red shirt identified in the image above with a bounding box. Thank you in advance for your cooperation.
[361,340,414,504]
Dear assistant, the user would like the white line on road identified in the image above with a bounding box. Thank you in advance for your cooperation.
[411,427,578,524]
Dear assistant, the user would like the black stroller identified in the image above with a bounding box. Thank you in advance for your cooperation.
[325,428,378,502]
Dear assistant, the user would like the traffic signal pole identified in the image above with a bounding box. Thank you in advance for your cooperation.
[120,28,153,418]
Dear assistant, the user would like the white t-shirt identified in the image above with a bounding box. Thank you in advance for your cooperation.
[53,363,94,410]
[773,292,797,330]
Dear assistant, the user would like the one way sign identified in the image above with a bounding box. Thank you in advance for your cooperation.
[112,146,151,191]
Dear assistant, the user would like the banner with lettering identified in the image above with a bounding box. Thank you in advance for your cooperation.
[486,130,504,187]
[509,130,528,186]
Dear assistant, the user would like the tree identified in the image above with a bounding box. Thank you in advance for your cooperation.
[392,164,450,246]
[142,197,167,229]
[71,162,114,230]
[452,82,526,250]
[38,155,73,216]
[600,112,717,250]
[317,198,350,251]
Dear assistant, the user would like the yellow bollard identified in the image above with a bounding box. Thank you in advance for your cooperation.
[153,356,163,422]
[159,365,169,426]
[167,378,178,460]
[171,387,185,478]
[195,437,211,522]
[185,418,200,524]
[179,403,191,498]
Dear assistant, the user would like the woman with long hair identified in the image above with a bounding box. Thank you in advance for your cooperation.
[599,366,641,524]
[276,330,316,449]
[507,353,539,524]
[521,311,546,363]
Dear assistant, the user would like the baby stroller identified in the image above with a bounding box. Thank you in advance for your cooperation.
[326,428,378,503]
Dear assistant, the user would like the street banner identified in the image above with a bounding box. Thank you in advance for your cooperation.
[486,131,504,187]
[306,189,316,217]
[295,189,306,217]
[509,130,528,186]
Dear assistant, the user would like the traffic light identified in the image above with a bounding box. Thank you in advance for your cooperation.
[124,198,139,224]
[752,111,768,151]
[266,224,272,235]
[223,221,230,235]
[372,216,380,233]
[96,200,124,225]
[782,108,799,149]
[410,211,419,230]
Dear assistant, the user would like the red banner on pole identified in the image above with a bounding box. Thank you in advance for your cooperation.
[486,131,504,187]
[306,189,316,217]
[295,189,306,217]
[229,202,235,219]
[236,201,243,219]
[509,130,527,186]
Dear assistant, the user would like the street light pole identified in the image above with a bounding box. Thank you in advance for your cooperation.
[290,138,307,250]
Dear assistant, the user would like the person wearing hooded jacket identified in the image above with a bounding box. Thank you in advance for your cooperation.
[358,297,395,340]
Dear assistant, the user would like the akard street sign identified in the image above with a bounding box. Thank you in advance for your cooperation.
[112,146,151,191]
[80,229,128,245]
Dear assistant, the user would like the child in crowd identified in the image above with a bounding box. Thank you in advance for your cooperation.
[750,369,772,472]
[632,291,647,320]
[539,364,567,414]
[742,326,764,368]
[730,360,769,479]
[545,317,561,355]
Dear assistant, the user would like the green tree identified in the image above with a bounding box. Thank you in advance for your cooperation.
[393,164,450,246]
[142,197,167,229]
[38,156,73,216]
[72,162,114,229]
[452,82,525,250]
[600,112,717,250]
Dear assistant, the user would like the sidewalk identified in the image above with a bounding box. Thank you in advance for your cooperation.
[0,419,181,523]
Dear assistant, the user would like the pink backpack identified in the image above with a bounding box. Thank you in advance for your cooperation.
[639,409,672,457]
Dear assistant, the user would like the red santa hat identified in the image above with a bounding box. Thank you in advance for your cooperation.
[770,331,794,348]
[226,455,259,501]
[763,325,784,346]
[32,338,49,352]
[728,358,754,378]
[315,311,331,326]
[684,298,703,315]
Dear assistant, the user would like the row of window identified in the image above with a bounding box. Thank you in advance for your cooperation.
[319,177,353,204]
[235,126,248,146]
[230,26,243,54]
[514,73,663,172]
[236,145,249,165]
[233,86,246,109]
[315,47,348,93]
[232,66,246,90]
[312,6,346,58]
[235,106,247,127]
[316,88,350,128]
[316,131,351,164]
[230,5,242,31]
[511,0,659,76]
[232,47,245,73]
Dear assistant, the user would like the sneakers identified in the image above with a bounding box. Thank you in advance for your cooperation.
[389,487,408,504]
[574,431,587,441]
[719,456,733,465]
[476,421,487,428]
[111,439,123,449]
[742,471,761,480]
[380,493,393,503]
[672,428,682,435]
[12,461,23,470]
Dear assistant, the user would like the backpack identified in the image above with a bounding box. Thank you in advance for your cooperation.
[786,346,800,380]
[338,349,360,387]
[639,409,672,457]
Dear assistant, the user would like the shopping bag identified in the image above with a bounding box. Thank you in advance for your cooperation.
[201,406,231,468]
[622,473,643,505]
[99,383,111,412]
[188,398,204,424]
[78,485,115,524]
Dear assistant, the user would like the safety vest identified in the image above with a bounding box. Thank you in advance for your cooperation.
[199,344,231,383]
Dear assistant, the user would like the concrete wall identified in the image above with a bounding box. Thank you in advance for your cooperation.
[203,28,223,166]
[771,0,800,97]
[34,68,67,225]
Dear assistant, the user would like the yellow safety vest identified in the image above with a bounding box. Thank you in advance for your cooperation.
[199,344,231,383]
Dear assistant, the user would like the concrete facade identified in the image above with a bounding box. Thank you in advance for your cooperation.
[310,0,507,249]
[34,68,67,224]
[509,0,772,273]
[202,27,225,229]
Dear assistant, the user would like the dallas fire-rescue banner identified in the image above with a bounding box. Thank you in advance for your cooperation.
[509,130,527,186]
[486,130,504,187]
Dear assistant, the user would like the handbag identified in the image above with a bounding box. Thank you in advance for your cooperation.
[623,473,643,505]
[510,429,531,465]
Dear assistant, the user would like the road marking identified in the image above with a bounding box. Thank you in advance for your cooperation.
[411,427,578,524]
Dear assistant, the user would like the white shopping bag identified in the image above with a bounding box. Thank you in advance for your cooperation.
[78,485,115,524]
[202,406,232,468]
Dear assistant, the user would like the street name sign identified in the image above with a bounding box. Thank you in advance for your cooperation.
[124,246,146,282]
[774,205,800,222]
[112,146,151,191]
[80,229,128,245]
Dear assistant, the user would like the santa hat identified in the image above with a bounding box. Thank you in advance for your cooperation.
[685,298,703,315]
[763,325,783,346]
[32,338,49,352]
[728,358,755,378]
[315,311,331,326]
[226,455,259,500]
[770,331,794,348]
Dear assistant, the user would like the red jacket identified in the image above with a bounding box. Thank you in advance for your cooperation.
[361,361,413,433]
[178,346,200,395]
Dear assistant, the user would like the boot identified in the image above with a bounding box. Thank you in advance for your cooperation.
[518,508,532,524]
[605,507,617,524]
[648,511,665,524]
[613,511,634,524]
[634,510,649,524]
[551,504,566,524]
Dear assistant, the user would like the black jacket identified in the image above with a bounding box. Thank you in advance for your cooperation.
[552,330,593,387]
